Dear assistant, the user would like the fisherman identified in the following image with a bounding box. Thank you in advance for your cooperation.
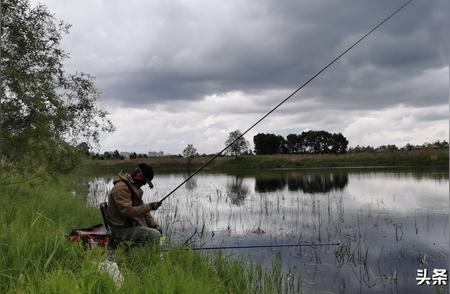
[107,163,162,247]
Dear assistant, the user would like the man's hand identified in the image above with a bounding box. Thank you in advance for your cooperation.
[155,225,163,235]
[149,201,162,210]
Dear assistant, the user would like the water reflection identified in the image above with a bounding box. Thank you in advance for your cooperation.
[183,173,197,191]
[255,172,348,193]
[226,176,250,206]
[254,175,287,193]
[84,169,449,294]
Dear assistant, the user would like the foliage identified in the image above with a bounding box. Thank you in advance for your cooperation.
[182,144,198,158]
[375,144,398,153]
[254,133,287,155]
[348,140,449,153]
[0,0,114,175]
[303,131,348,154]
[90,151,152,160]
[225,130,249,157]
[182,144,198,164]
[76,142,90,156]
[254,131,348,155]
[428,140,449,148]
[0,171,284,293]
[347,145,376,153]
[112,150,121,159]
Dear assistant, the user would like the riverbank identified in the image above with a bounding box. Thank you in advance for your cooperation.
[0,172,284,293]
[91,149,449,173]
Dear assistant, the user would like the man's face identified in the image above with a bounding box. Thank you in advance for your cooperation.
[132,171,147,187]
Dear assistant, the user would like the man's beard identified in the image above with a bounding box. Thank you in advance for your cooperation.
[134,180,147,187]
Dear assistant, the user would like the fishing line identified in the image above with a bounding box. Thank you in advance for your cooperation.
[159,0,413,203]
[161,242,340,251]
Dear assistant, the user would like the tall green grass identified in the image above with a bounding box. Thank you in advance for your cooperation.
[0,173,285,293]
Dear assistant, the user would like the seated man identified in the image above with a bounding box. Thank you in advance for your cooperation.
[107,163,162,247]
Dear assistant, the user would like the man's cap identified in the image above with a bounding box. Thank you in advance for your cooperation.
[138,163,154,188]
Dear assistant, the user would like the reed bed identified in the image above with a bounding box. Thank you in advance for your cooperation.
[0,173,289,294]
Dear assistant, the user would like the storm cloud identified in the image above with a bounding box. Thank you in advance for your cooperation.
[34,0,448,154]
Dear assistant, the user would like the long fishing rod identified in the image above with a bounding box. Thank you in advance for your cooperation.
[161,242,340,251]
[159,0,414,203]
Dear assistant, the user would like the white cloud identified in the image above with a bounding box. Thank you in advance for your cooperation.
[344,105,449,147]
[99,98,448,154]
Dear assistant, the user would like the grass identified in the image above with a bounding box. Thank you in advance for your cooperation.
[0,172,285,294]
[91,149,449,173]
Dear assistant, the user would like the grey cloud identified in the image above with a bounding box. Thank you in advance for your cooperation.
[36,0,448,155]
[86,0,448,115]
[413,107,449,122]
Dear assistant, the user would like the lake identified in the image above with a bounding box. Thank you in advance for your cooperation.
[85,168,448,293]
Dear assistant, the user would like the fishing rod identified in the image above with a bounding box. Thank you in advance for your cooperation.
[161,242,340,251]
[159,0,414,204]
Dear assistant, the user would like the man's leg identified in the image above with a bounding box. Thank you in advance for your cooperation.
[113,226,161,247]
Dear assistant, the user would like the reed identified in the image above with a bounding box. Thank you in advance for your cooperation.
[0,173,286,294]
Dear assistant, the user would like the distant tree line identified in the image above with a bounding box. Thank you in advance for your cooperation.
[253,131,349,155]
[348,140,449,153]
[89,150,149,160]
[87,138,449,162]
[129,152,149,159]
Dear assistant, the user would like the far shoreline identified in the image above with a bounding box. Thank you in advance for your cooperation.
[84,149,449,174]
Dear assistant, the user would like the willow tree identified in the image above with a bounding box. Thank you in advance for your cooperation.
[0,0,114,176]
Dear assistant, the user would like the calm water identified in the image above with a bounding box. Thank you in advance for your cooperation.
[86,168,449,293]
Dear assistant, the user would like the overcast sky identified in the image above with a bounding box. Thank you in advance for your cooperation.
[34,0,448,154]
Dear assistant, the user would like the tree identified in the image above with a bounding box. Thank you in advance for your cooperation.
[376,145,398,152]
[76,142,90,156]
[330,133,348,154]
[348,145,375,153]
[0,0,114,175]
[286,134,300,154]
[112,150,124,160]
[253,133,286,155]
[182,144,198,165]
[431,140,449,149]
[225,130,249,157]
[291,131,348,154]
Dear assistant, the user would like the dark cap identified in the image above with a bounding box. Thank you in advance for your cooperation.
[137,163,154,188]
